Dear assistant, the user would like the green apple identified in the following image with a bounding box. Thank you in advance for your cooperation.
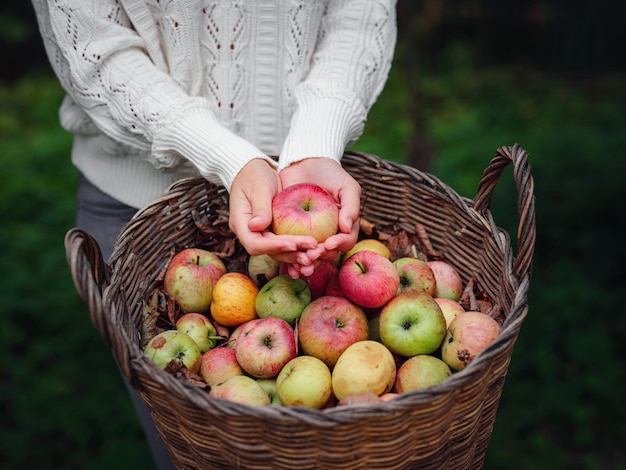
[378,292,447,357]
[175,312,224,353]
[276,355,332,409]
[394,355,452,393]
[143,330,202,373]
[255,274,311,323]
[256,378,283,406]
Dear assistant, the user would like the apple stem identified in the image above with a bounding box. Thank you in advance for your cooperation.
[356,261,367,274]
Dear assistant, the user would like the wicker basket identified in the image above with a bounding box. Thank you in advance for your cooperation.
[65,144,535,470]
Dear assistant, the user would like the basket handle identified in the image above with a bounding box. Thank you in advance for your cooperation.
[473,144,536,280]
[64,228,114,347]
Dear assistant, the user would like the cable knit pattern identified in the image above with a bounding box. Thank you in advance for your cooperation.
[32,0,397,208]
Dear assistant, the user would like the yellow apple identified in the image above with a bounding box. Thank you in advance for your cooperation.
[331,340,396,400]
[210,272,259,327]
[342,239,391,264]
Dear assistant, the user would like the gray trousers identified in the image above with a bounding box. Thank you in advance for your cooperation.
[75,174,175,470]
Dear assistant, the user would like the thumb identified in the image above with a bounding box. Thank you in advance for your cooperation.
[247,195,274,232]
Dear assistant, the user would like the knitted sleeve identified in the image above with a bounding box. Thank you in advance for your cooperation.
[279,0,397,169]
[32,0,270,190]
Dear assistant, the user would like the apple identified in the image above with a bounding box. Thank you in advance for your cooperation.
[271,183,339,243]
[280,259,337,300]
[393,257,437,296]
[331,340,396,400]
[378,292,447,357]
[428,260,464,301]
[434,297,466,329]
[163,248,226,313]
[199,346,244,387]
[143,330,202,373]
[380,392,399,401]
[235,317,297,379]
[247,253,281,286]
[394,355,452,393]
[324,271,345,297]
[175,313,224,353]
[337,391,384,407]
[441,311,501,371]
[210,272,259,327]
[297,295,369,368]
[209,375,271,406]
[342,238,391,263]
[276,355,332,409]
[256,378,283,405]
[227,319,261,350]
[255,274,311,324]
[338,250,400,309]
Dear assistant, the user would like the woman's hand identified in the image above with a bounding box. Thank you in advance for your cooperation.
[280,157,361,270]
[229,159,319,268]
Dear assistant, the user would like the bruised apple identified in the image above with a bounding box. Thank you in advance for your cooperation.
[144,330,202,373]
[441,311,501,371]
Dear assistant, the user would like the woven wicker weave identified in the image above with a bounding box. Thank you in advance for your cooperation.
[65,144,535,470]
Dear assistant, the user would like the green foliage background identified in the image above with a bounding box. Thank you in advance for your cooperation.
[1,3,625,469]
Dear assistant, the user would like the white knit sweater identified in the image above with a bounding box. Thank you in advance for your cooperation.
[33,0,397,209]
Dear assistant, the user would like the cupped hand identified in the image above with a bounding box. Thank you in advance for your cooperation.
[228,158,319,267]
[279,157,361,265]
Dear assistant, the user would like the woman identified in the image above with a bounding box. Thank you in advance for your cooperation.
[32,0,397,467]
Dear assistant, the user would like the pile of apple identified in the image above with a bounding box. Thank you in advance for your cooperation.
[143,183,502,409]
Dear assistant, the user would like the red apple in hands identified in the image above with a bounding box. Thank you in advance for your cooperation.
[338,250,400,309]
[175,313,224,353]
[441,311,501,371]
[428,260,464,301]
[235,317,297,379]
[199,346,244,387]
[393,257,437,296]
[271,183,339,243]
[297,296,369,368]
[143,330,202,373]
[163,248,226,313]
[379,292,447,357]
